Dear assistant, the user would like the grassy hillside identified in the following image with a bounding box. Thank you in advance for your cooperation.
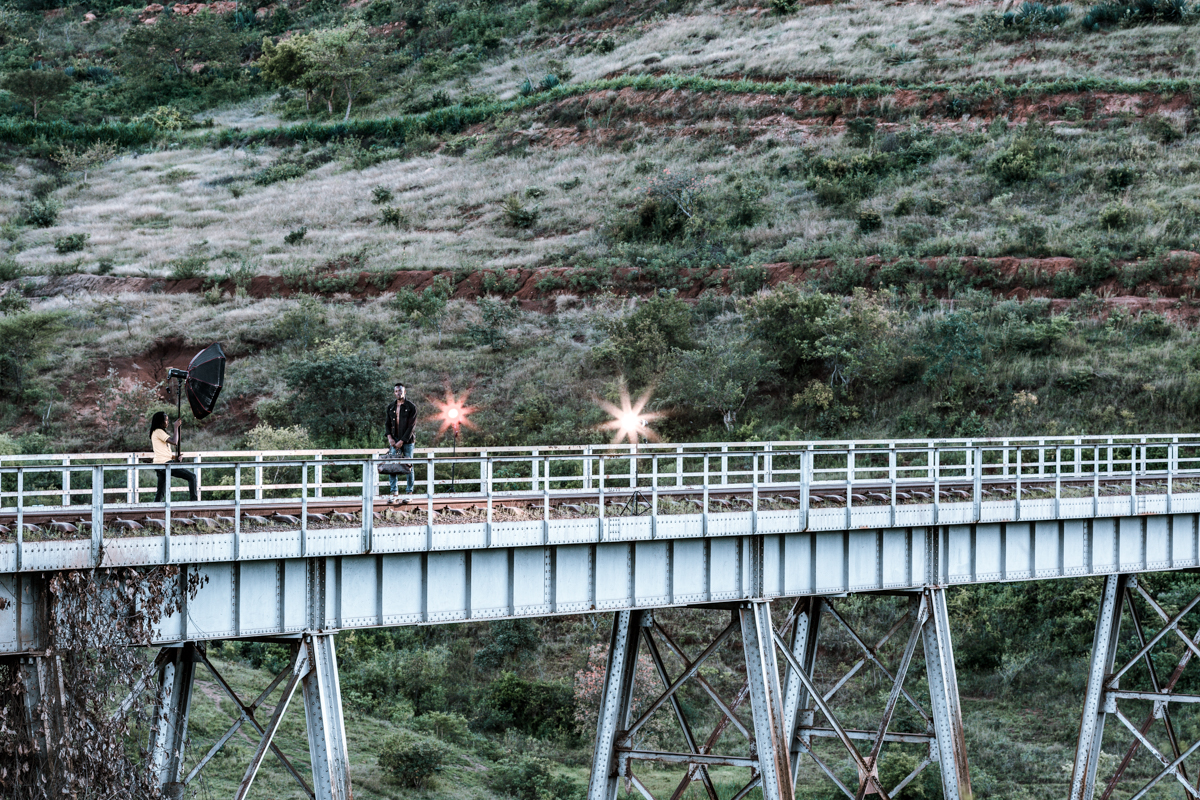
[5,0,1200,797]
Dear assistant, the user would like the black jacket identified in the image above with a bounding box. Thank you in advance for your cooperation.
[386,398,417,444]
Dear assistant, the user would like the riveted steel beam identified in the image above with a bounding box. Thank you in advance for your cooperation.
[741,601,794,800]
[148,642,197,796]
[923,587,972,800]
[589,610,644,800]
[1070,574,1128,800]
[302,632,352,800]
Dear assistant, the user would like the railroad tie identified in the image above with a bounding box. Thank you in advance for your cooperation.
[112,519,144,531]
[777,496,799,505]
[191,517,217,529]
[332,511,355,523]
[272,513,300,524]
[48,521,77,534]
[140,517,167,530]
[850,493,869,503]
[895,492,913,501]
[242,514,270,525]
[306,512,328,523]
[21,523,41,533]
[0,524,8,535]
[499,505,525,514]
[215,515,236,526]
[444,507,468,517]
[866,492,890,502]
[685,499,704,510]
[558,504,584,514]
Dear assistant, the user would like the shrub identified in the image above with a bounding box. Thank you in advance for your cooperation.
[858,208,883,232]
[22,197,60,228]
[411,711,471,745]
[1099,202,1134,230]
[378,732,444,788]
[486,757,580,800]
[0,259,21,282]
[501,194,538,228]
[988,137,1047,184]
[1144,113,1185,144]
[380,206,406,228]
[893,195,916,216]
[54,233,89,254]
[1106,165,1137,190]
[391,277,452,326]
[1082,0,1191,29]
[593,294,694,383]
[484,672,576,740]
[169,255,208,281]
[846,117,876,147]
[372,185,394,204]
[284,226,308,245]
[467,297,518,349]
[1004,1,1071,27]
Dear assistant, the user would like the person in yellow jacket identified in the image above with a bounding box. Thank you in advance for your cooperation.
[150,411,198,502]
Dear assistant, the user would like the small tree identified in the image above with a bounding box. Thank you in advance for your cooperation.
[260,35,320,112]
[52,141,117,184]
[283,348,387,444]
[661,326,777,430]
[305,22,380,120]
[1,68,71,120]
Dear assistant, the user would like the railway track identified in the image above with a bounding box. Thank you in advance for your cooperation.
[1,474,1192,538]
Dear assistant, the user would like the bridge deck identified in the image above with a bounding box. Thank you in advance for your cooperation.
[3,437,1200,654]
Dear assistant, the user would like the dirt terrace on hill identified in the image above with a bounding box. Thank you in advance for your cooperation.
[490,87,1196,149]
[16,250,1200,317]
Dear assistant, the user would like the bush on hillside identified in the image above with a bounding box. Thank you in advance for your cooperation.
[481,672,576,740]
[21,197,60,228]
[53,233,88,254]
[593,294,694,383]
[378,731,444,788]
[486,756,580,800]
[1082,0,1193,28]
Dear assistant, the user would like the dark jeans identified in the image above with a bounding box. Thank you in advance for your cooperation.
[155,467,198,502]
[389,442,414,494]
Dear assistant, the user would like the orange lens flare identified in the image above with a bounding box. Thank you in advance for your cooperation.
[428,388,476,437]
[596,379,661,446]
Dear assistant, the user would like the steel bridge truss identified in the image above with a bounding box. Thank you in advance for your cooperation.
[1071,574,1200,800]
[588,591,971,800]
[102,633,350,800]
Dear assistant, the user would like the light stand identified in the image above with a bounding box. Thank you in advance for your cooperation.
[618,428,650,517]
[168,367,188,458]
[450,423,460,493]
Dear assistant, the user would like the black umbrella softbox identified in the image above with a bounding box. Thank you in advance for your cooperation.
[182,343,225,419]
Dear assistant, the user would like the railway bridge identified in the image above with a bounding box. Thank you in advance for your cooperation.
[4,435,1200,800]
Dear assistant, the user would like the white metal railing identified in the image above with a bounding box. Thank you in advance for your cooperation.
[1,437,1198,515]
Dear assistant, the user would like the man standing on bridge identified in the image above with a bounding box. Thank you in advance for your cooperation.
[386,382,417,498]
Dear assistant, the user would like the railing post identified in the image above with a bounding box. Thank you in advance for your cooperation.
[584,445,593,491]
[15,469,23,573]
[1168,441,1176,514]
[193,454,202,503]
[61,456,70,507]
[486,456,494,547]
[426,457,435,551]
[542,456,551,546]
[301,460,309,557]
[1055,446,1062,519]
[164,463,172,563]
[651,454,658,538]
[361,460,373,553]
[531,449,538,493]
[234,464,242,560]
[255,454,264,501]
[315,453,323,498]
[1130,445,1138,517]
[1014,448,1022,522]
[721,445,729,486]
[127,453,137,504]
[702,454,710,537]
[91,465,104,566]
[799,448,810,531]
[844,449,852,531]
[598,456,606,541]
[932,447,940,527]
[752,454,759,535]
[889,446,897,528]
[973,447,982,523]
[676,445,683,488]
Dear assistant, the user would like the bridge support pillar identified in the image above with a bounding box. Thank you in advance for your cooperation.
[1069,573,1200,800]
[302,632,352,800]
[587,609,644,800]
[148,642,197,798]
[923,587,972,800]
[741,601,795,800]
